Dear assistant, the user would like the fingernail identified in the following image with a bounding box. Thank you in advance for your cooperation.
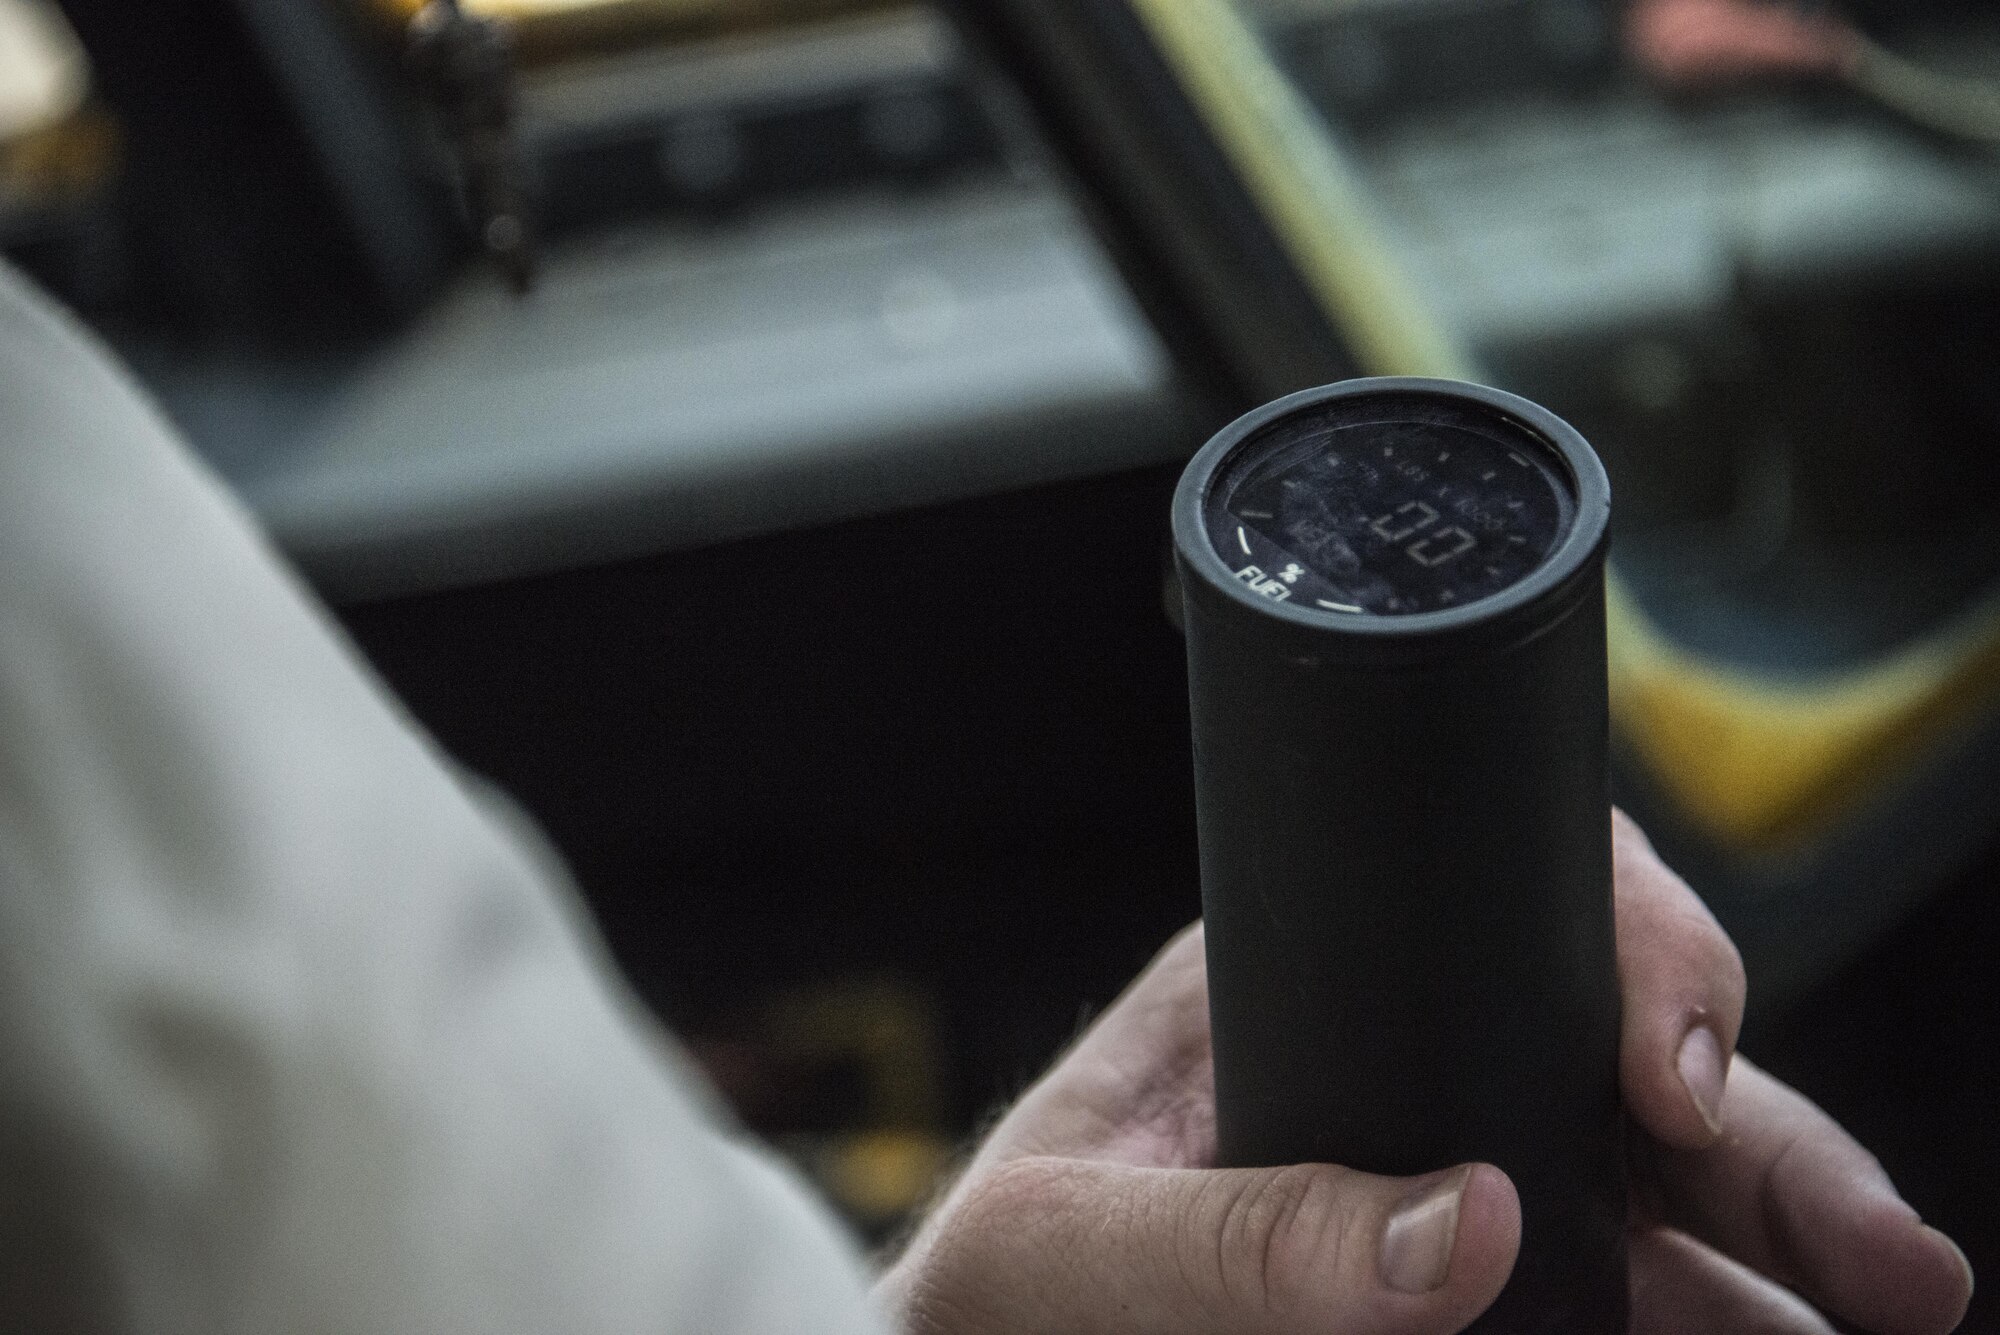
[1381,1167,1470,1295]
[1677,1024,1727,1134]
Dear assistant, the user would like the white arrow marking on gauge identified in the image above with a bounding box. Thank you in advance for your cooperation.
[1237,526,1253,555]
[1317,600,1364,613]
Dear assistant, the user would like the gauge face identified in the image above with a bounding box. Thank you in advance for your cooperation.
[1203,399,1574,617]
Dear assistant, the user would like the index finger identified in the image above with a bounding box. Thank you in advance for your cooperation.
[1613,809,1748,1150]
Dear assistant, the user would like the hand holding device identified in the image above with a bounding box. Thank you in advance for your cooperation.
[1173,378,1625,1331]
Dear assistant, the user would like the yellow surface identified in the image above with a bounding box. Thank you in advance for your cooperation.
[2,103,117,200]
[817,1129,954,1222]
[1128,0,2000,851]
[1605,577,2000,847]
[1127,0,1473,382]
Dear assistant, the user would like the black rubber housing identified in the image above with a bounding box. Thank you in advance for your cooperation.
[1174,378,1627,1333]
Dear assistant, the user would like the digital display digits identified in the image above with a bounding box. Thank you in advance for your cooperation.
[1202,399,1575,617]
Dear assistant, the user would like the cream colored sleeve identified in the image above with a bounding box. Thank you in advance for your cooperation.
[0,263,888,1335]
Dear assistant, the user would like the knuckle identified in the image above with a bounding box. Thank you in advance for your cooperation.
[954,1156,1079,1236]
[1676,906,1746,1014]
[1620,859,1746,1017]
[897,1263,1000,1335]
[1712,929,1748,1005]
[1206,1164,1348,1321]
[917,1159,1078,1310]
[908,1159,1088,1335]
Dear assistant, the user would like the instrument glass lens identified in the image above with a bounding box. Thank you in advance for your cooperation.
[1205,398,1575,617]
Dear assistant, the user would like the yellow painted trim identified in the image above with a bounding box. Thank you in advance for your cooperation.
[1604,576,2000,846]
[1127,0,2000,851]
[1127,0,1473,382]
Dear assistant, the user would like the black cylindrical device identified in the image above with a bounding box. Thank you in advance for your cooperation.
[1174,378,1626,1332]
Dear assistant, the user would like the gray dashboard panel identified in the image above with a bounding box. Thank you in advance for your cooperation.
[144,183,1192,599]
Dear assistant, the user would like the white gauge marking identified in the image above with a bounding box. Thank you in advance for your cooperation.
[1236,566,1293,602]
[1508,451,1531,468]
[1237,526,1253,555]
[1481,471,1496,481]
[1487,566,1502,576]
[1437,451,1451,462]
[1239,509,1273,520]
[1383,446,1393,457]
[1508,535,1527,545]
[1316,600,1364,613]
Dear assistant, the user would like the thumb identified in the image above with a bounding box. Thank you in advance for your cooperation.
[896,1157,1519,1334]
